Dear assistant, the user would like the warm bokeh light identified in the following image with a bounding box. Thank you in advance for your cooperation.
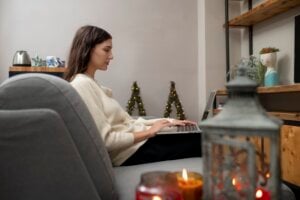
[266,173,270,178]
[182,168,188,181]
[256,189,263,198]
[152,195,162,200]
[232,178,236,186]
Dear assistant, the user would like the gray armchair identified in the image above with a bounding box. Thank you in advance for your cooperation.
[0,74,118,200]
[0,74,295,200]
[0,109,102,200]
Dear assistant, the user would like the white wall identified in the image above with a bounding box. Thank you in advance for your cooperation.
[0,0,199,121]
[229,2,242,70]
[240,1,300,84]
[197,0,207,118]
[197,0,227,118]
[204,0,227,96]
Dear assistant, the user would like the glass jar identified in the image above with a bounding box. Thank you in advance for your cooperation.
[136,171,183,200]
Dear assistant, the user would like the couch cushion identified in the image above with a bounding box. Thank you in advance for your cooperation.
[0,74,117,200]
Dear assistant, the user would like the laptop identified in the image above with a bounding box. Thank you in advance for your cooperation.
[156,91,216,135]
[157,124,201,135]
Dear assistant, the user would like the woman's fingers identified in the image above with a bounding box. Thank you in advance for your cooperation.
[158,119,197,127]
[172,121,185,126]
[156,120,172,127]
[170,119,197,126]
[182,120,197,125]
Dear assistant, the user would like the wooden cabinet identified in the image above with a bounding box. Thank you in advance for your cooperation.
[215,84,300,187]
[9,66,66,78]
[281,125,300,186]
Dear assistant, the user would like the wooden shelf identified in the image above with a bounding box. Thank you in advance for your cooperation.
[216,84,300,122]
[214,109,300,122]
[216,89,228,95]
[217,84,300,95]
[258,84,300,93]
[9,66,66,73]
[228,0,300,27]
[269,112,300,121]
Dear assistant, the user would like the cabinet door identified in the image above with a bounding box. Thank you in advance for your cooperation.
[261,125,300,186]
[281,125,300,186]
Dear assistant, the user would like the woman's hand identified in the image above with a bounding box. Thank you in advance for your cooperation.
[147,119,173,137]
[147,119,197,137]
[133,120,172,143]
[133,119,197,144]
[168,119,197,126]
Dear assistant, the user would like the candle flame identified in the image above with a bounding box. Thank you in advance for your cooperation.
[232,178,236,186]
[152,196,162,200]
[266,173,270,178]
[256,189,263,198]
[182,168,188,181]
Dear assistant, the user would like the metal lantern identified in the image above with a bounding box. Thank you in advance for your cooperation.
[200,66,282,200]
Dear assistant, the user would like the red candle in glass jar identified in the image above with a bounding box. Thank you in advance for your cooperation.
[136,171,182,200]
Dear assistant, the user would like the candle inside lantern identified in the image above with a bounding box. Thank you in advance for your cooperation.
[176,168,203,200]
[255,188,271,200]
[232,177,243,191]
[231,172,249,192]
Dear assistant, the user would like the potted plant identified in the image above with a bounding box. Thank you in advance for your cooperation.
[259,47,279,55]
[259,47,279,87]
[228,55,266,86]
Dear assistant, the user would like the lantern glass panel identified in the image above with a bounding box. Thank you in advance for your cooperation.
[204,132,276,200]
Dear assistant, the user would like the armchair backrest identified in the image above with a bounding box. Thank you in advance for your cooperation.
[0,74,118,200]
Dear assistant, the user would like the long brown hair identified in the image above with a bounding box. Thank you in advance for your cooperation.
[64,25,112,81]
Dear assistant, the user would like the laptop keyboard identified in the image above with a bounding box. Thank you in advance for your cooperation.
[177,125,199,132]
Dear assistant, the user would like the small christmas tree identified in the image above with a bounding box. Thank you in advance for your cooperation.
[126,81,147,116]
[163,81,186,120]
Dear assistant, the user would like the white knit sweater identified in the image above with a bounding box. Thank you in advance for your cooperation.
[71,74,160,166]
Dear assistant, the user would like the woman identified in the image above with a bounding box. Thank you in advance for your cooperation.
[65,25,201,166]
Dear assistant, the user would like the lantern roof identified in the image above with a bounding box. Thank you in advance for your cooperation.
[200,66,282,133]
[226,66,257,93]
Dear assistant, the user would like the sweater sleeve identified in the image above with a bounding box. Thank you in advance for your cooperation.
[71,78,134,152]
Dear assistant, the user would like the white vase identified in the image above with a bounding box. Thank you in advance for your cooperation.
[260,52,277,68]
[260,52,278,86]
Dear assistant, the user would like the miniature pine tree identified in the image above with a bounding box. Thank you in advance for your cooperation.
[163,81,186,120]
[126,81,146,116]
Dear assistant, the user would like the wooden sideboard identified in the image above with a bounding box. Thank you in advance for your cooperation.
[215,84,300,187]
[9,66,66,78]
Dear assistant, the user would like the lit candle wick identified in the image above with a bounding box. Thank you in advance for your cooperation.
[152,196,162,200]
[232,178,236,186]
[182,168,188,181]
[256,189,263,198]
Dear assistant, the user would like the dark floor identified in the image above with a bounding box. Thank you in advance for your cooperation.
[284,181,300,199]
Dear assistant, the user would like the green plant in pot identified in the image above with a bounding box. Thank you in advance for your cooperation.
[229,55,266,86]
[259,47,279,54]
[256,61,267,86]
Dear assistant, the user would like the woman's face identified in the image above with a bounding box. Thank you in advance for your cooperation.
[89,39,113,71]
